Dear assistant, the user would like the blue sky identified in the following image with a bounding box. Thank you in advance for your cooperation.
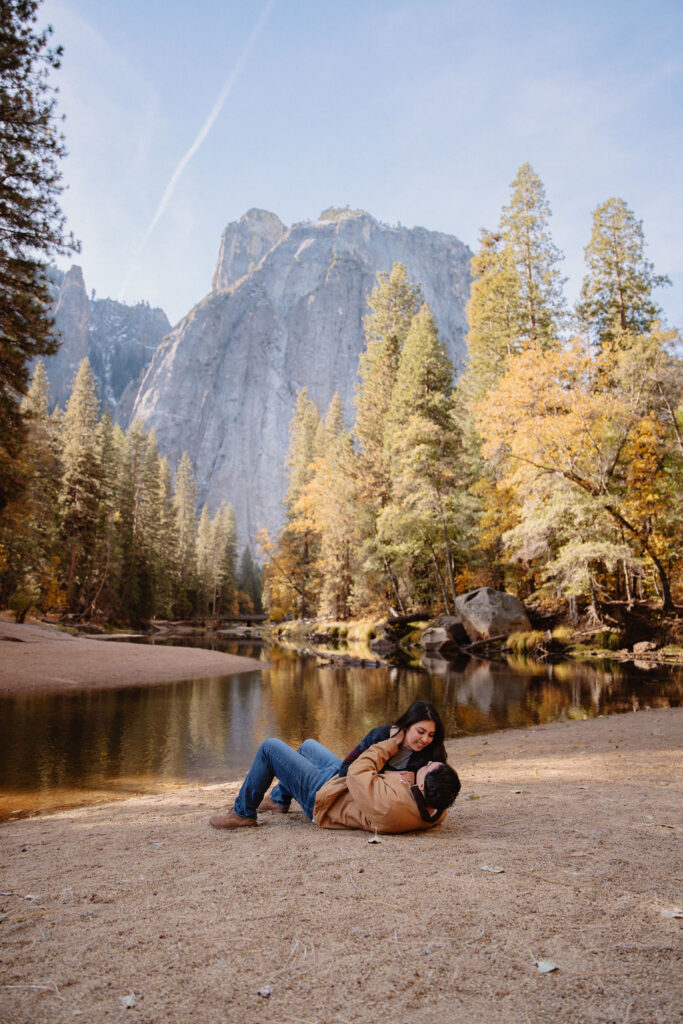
[41,0,683,329]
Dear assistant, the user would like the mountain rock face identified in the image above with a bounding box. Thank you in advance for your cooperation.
[45,267,170,416]
[46,266,89,409]
[211,209,287,291]
[132,208,472,545]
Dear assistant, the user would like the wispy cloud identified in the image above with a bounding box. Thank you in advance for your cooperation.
[118,0,277,303]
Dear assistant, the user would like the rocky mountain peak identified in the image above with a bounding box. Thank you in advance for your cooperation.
[43,266,170,418]
[133,208,473,547]
[211,208,287,292]
[48,265,89,408]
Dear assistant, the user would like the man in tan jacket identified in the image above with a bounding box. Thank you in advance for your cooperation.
[209,731,460,833]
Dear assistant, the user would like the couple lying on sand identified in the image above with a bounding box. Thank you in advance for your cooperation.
[210,700,461,835]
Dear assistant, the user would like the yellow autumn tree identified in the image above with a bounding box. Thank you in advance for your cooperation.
[474,330,681,611]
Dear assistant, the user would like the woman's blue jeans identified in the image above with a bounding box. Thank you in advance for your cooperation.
[233,739,342,821]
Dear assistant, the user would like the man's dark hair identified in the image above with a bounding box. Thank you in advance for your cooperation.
[423,763,461,812]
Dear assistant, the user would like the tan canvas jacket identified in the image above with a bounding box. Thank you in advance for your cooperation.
[312,735,447,833]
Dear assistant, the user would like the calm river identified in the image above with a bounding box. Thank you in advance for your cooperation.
[1,637,681,820]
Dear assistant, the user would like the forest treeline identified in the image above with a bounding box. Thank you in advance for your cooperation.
[1,165,681,627]
[261,165,682,621]
[0,358,262,623]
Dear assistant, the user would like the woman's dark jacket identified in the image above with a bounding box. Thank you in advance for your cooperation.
[338,725,436,778]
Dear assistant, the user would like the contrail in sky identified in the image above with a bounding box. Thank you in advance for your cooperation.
[118,0,277,303]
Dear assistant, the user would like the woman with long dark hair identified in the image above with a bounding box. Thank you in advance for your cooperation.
[337,700,448,778]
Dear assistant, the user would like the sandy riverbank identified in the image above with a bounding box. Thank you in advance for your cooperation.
[1,707,681,1024]
[0,619,265,693]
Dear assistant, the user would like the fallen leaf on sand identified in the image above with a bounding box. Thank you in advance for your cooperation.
[481,864,505,873]
[258,986,272,998]
[120,992,136,1009]
[661,908,683,919]
[368,836,383,844]
[535,959,559,974]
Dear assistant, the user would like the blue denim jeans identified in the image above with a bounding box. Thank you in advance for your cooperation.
[234,739,342,821]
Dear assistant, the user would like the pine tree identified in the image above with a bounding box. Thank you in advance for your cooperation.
[351,264,423,611]
[284,388,320,515]
[213,501,237,615]
[196,504,213,615]
[59,358,102,612]
[263,389,321,618]
[499,162,566,347]
[0,359,62,611]
[461,164,566,408]
[155,456,178,618]
[577,197,670,348]
[0,0,78,509]
[299,394,358,618]
[139,429,162,607]
[89,412,120,618]
[237,546,263,614]
[353,263,422,507]
[173,451,198,613]
[380,304,465,611]
[458,165,567,595]
[459,230,522,404]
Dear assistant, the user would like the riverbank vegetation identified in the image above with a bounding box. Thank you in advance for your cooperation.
[261,166,682,626]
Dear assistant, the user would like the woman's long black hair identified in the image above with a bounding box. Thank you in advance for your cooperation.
[392,701,448,763]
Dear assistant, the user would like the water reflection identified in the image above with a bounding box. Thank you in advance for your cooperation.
[0,641,680,820]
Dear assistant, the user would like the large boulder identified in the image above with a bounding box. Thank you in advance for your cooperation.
[420,627,458,654]
[454,587,530,641]
[431,615,469,644]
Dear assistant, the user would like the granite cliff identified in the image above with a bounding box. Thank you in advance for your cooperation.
[45,267,170,417]
[131,208,472,546]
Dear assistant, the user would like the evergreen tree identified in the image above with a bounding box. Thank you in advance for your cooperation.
[90,412,120,618]
[459,230,522,404]
[352,264,423,611]
[237,546,263,614]
[213,501,237,615]
[380,304,465,611]
[173,451,198,613]
[155,455,178,617]
[262,389,321,618]
[59,359,102,612]
[461,164,566,405]
[0,0,78,509]
[353,263,422,507]
[577,197,670,348]
[196,504,213,615]
[300,394,358,618]
[139,429,162,605]
[0,359,62,611]
[499,162,566,348]
[284,388,320,514]
[114,421,157,622]
[459,164,567,595]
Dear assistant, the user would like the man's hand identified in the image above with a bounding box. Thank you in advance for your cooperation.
[390,727,405,745]
[398,771,415,785]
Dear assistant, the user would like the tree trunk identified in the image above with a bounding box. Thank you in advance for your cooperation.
[429,544,450,614]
